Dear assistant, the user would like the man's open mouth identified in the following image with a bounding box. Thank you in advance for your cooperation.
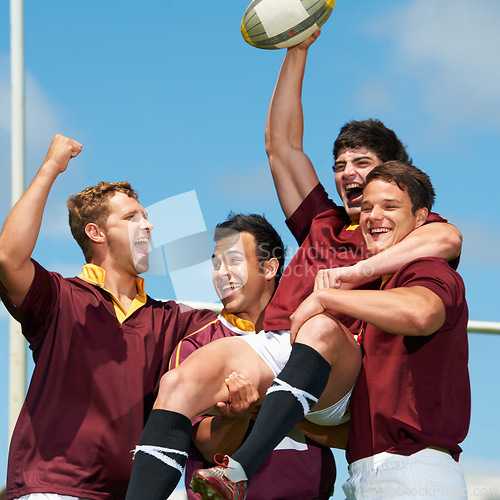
[220,282,242,298]
[345,183,363,202]
[369,227,390,235]
[134,236,150,253]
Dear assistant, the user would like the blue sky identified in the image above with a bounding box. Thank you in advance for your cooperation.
[1,0,500,496]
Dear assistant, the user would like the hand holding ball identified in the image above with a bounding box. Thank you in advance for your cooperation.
[241,0,335,50]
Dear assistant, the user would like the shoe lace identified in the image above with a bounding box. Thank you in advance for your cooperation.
[212,453,234,477]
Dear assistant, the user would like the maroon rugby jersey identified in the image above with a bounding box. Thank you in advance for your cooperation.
[1,260,214,500]
[264,183,455,332]
[170,310,336,500]
[347,257,470,464]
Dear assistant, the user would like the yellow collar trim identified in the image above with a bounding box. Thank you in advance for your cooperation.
[221,309,256,332]
[346,223,359,231]
[380,274,394,289]
[79,264,147,323]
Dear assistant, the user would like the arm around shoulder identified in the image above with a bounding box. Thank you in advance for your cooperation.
[344,221,462,285]
[291,286,446,339]
[414,220,462,261]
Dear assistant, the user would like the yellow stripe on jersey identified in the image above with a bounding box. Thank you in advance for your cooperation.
[346,223,359,231]
[169,309,257,369]
[434,213,450,223]
[171,317,221,369]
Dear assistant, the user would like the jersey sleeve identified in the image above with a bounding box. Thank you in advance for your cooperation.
[0,259,60,350]
[168,311,219,370]
[396,258,467,330]
[285,183,337,245]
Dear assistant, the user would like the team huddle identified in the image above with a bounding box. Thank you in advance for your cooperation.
[0,29,470,500]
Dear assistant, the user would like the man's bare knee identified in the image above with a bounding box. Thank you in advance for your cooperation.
[296,312,351,362]
[298,312,344,342]
[155,368,183,408]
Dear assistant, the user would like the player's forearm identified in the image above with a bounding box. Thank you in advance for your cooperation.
[314,287,445,336]
[265,46,308,156]
[192,416,251,462]
[352,222,462,280]
[1,163,60,258]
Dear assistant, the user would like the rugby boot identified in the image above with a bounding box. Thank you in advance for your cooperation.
[190,455,248,500]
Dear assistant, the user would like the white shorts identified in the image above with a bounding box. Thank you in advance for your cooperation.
[305,386,352,426]
[16,495,89,500]
[343,448,468,499]
[240,329,292,377]
[241,329,352,425]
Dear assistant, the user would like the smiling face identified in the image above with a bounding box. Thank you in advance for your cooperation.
[360,179,427,255]
[103,192,154,275]
[334,148,381,223]
[212,231,276,325]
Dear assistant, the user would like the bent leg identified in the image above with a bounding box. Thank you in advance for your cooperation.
[154,336,275,419]
[126,336,274,500]
[229,313,360,482]
[295,312,361,412]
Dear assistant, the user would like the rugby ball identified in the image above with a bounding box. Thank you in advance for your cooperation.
[241,0,335,50]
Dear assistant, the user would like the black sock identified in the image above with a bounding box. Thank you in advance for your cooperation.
[233,343,331,480]
[125,409,191,500]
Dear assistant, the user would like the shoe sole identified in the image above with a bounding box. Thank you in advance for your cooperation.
[190,475,226,500]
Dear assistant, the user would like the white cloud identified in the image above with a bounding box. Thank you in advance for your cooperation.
[25,72,61,161]
[0,52,89,242]
[40,199,72,237]
[372,0,500,128]
[0,52,61,153]
[46,261,83,278]
[213,160,276,203]
[462,455,500,498]
[355,84,394,115]
[462,453,500,476]
[0,52,63,218]
[457,219,500,270]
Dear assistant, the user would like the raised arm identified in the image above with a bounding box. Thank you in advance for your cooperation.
[315,222,462,289]
[265,31,321,219]
[0,134,82,306]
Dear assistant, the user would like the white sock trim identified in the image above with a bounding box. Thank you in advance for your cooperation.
[224,456,248,482]
[266,378,318,415]
[132,445,188,474]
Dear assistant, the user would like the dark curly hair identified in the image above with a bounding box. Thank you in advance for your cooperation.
[333,119,410,164]
[214,213,286,289]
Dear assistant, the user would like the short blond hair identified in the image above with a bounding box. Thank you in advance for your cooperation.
[67,181,138,261]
